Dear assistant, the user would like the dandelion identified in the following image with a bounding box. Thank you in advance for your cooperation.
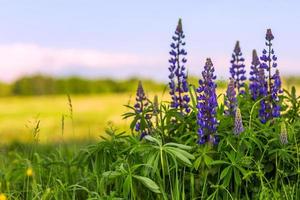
[0,194,7,200]
[196,58,218,144]
[26,167,33,177]
[168,18,190,114]
[280,122,288,145]
[229,41,246,94]
[234,107,244,135]
[224,78,237,116]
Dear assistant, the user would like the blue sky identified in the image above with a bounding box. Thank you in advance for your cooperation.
[0,0,299,81]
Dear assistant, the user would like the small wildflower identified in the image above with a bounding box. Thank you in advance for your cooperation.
[224,78,237,116]
[280,122,288,145]
[234,107,244,135]
[26,167,33,177]
[134,81,152,139]
[135,81,147,114]
[0,194,7,200]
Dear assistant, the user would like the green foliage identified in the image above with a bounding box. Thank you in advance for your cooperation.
[0,84,300,200]
[1,75,166,96]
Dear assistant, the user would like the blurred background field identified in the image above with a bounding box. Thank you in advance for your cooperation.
[0,75,299,144]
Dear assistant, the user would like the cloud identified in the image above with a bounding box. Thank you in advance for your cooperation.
[0,43,164,82]
[0,43,297,82]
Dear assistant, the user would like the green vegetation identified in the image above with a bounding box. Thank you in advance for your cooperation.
[0,74,233,96]
[0,75,167,96]
[0,77,300,199]
[0,85,299,199]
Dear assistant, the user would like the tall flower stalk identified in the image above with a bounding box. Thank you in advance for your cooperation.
[196,58,218,144]
[249,49,261,100]
[229,41,246,94]
[134,81,151,138]
[259,29,283,123]
[224,78,237,116]
[168,19,190,114]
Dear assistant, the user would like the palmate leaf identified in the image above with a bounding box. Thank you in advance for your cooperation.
[210,160,230,166]
[166,147,194,167]
[203,155,214,166]
[123,175,132,198]
[166,147,195,160]
[133,175,161,194]
[102,171,123,179]
[220,166,231,180]
[144,135,161,145]
[165,142,193,150]
[223,167,232,187]
[234,168,241,186]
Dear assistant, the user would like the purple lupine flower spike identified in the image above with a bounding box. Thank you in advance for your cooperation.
[271,69,282,117]
[134,81,151,138]
[196,58,218,144]
[234,107,244,135]
[224,78,237,116]
[259,29,283,123]
[168,18,190,114]
[266,29,274,41]
[229,41,246,94]
[249,50,261,100]
[135,81,147,114]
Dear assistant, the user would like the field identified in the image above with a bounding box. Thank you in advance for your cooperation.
[0,83,296,144]
[0,94,134,144]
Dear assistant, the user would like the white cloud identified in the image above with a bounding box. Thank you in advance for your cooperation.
[0,43,162,82]
[0,43,297,82]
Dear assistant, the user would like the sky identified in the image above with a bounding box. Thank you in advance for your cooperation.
[0,0,299,82]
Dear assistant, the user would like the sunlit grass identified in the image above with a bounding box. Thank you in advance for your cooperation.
[0,94,133,143]
[0,84,297,143]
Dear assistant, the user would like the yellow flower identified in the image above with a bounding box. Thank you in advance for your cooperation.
[0,193,7,200]
[26,167,33,177]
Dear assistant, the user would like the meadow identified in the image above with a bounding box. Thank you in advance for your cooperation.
[0,83,296,144]
[1,19,300,200]
[0,94,132,143]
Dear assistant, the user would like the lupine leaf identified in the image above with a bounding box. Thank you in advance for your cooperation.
[133,175,161,193]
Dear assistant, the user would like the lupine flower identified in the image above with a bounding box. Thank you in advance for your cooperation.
[229,41,246,94]
[249,49,261,100]
[196,58,218,144]
[224,78,237,116]
[234,107,244,135]
[259,29,283,123]
[271,70,282,117]
[280,122,288,145]
[168,19,190,114]
[134,81,151,138]
[134,81,147,114]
